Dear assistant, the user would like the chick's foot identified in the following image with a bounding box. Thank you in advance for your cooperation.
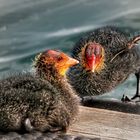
[121,94,140,103]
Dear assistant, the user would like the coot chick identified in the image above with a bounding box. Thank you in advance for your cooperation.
[0,50,79,133]
[68,26,140,101]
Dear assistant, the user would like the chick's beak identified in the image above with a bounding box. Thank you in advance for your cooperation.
[85,54,96,72]
[91,65,96,72]
[57,55,79,76]
[66,57,79,67]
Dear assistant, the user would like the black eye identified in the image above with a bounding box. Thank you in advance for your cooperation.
[57,56,63,61]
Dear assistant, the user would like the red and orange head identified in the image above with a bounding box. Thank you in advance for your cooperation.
[34,50,79,76]
[81,42,105,73]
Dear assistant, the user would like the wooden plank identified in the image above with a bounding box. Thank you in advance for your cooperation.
[68,106,140,140]
[82,97,140,115]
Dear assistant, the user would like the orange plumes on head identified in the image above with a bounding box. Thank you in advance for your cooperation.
[81,42,105,73]
[34,50,79,76]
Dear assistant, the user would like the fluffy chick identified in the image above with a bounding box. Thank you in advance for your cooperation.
[68,26,140,101]
[0,50,79,133]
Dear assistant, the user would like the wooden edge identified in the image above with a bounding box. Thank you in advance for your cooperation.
[82,97,140,115]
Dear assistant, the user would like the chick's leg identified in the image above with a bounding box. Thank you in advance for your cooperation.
[121,69,140,102]
[131,70,140,101]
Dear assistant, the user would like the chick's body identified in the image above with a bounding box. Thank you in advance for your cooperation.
[68,26,140,97]
[0,50,79,132]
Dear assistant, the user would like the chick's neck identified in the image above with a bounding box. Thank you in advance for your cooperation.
[36,62,65,83]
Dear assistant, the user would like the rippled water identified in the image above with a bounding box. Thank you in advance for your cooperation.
[0,0,140,99]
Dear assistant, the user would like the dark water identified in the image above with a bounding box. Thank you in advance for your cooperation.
[0,0,140,100]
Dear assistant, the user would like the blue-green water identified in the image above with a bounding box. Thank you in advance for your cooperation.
[0,0,140,100]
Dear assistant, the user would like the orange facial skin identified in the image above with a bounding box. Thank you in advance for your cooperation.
[52,50,79,75]
[82,42,105,73]
[34,50,79,76]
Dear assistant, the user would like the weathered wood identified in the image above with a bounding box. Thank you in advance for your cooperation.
[82,97,140,115]
[68,106,140,140]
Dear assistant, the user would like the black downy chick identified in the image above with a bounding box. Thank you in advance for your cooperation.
[68,26,140,102]
[0,50,79,133]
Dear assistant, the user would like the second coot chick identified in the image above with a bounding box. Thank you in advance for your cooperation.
[0,50,79,133]
[68,26,140,101]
